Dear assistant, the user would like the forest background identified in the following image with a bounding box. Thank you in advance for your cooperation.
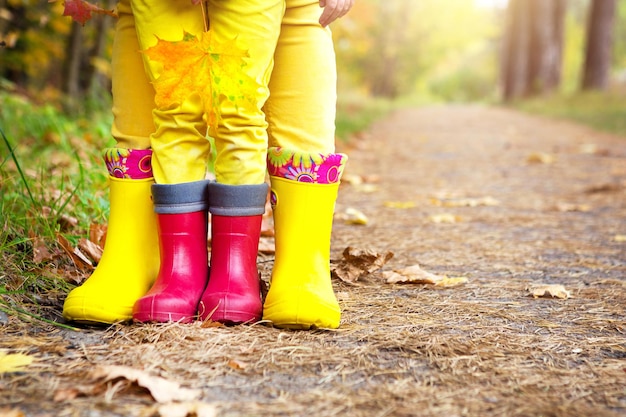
[0,0,625,323]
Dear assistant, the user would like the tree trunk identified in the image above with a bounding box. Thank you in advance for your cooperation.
[501,0,566,101]
[63,21,84,102]
[582,0,616,90]
[501,0,531,101]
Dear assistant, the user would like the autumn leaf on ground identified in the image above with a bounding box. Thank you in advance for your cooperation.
[527,284,570,300]
[384,201,416,209]
[526,152,555,164]
[336,207,368,225]
[430,196,500,208]
[91,365,201,403]
[331,247,393,284]
[383,264,468,288]
[428,213,461,223]
[143,31,258,134]
[61,0,117,26]
[0,351,34,373]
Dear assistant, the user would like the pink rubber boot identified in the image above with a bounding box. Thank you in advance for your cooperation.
[198,183,267,324]
[133,180,210,323]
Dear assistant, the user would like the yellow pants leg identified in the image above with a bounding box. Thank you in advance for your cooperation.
[265,0,337,153]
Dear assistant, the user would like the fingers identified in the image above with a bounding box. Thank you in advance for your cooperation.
[319,0,353,27]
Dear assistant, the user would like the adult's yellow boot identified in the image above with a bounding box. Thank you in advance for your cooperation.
[263,147,347,329]
[63,148,159,324]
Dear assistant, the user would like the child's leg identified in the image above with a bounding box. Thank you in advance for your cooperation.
[198,0,283,324]
[262,0,348,329]
[63,0,160,324]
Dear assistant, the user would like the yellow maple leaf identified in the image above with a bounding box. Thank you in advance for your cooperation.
[0,351,34,373]
[143,31,258,134]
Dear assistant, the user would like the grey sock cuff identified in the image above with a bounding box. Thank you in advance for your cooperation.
[209,182,268,216]
[152,180,211,214]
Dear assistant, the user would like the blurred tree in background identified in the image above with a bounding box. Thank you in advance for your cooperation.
[0,0,625,107]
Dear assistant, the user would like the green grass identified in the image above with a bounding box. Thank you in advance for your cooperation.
[1,90,111,327]
[512,90,626,137]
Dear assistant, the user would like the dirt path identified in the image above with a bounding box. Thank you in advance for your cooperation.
[2,105,625,417]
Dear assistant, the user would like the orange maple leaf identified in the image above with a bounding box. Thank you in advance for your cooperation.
[143,31,258,134]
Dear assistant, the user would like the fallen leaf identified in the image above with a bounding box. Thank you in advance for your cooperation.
[339,207,368,225]
[57,233,94,271]
[0,351,34,373]
[384,201,416,209]
[431,196,500,207]
[331,247,394,284]
[227,359,248,370]
[526,152,555,164]
[555,202,591,212]
[614,235,626,242]
[383,264,468,288]
[157,402,218,417]
[89,223,107,248]
[428,213,461,223]
[528,284,570,300]
[31,236,55,264]
[78,238,103,263]
[92,365,201,403]
[383,264,442,284]
[435,276,469,287]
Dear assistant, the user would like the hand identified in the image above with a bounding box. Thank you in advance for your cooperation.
[319,0,354,27]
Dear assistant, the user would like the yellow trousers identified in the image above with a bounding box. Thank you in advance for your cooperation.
[112,0,338,185]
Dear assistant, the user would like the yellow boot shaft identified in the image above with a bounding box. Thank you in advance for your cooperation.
[263,177,341,329]
[63,176,160,324]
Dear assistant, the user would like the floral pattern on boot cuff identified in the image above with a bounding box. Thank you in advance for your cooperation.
[104,148,153,179]
[267,147,347,184]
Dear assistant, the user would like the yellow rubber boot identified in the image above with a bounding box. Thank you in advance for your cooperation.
[63,150,160,324]
[263,148,347,329]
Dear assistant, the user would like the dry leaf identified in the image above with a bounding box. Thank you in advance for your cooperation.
[227,359,248,370]
[78,238,103,263]
[555,202,591,212]
[528,284,570,300]
[57,233,94,271]
[92,365,201,403]
[384,201,416,209]
[431,196,500,207]
[428,213,460,223]
[0,351,34,373]
[89,223,107,248]
[383,264,468,288]
[383,264,442,284]
[435,276,469,287]
[614,235,626,242]
[31,236,55,264]
[157,402,218,417]
[331,247,394,284]
[339,207,368,225]
[526,152,555,164]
